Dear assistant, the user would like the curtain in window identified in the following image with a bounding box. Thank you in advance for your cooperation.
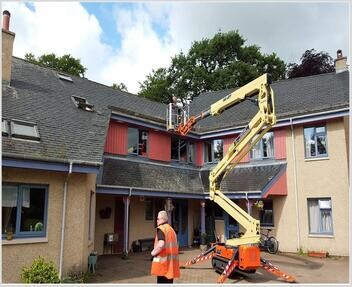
[22,187,30,208]
[251,141,261,159]
[265,133,274,157]
[2,186,18,207]
[321,210,333,233]
[308,200,320,233]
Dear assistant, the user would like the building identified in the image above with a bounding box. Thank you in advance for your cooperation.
[2,10,349,283]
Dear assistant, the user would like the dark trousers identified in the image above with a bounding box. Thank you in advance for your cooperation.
[157,276,173,283]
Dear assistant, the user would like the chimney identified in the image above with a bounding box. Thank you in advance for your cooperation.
[334,49,348,74]
[2,10,15,84]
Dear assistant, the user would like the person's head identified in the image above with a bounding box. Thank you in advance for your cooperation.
[172,96,177,103]
[157,210,168,225]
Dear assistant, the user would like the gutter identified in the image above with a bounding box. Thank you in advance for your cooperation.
[59,161,73,279]
[290,118,301,251]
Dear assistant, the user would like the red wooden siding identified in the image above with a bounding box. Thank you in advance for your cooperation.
[104,121,128,155]
[148,130,171,162]
[223,136,249,163]
[195,141,204,167]
[274,128,287,160]
[263,171,288,198]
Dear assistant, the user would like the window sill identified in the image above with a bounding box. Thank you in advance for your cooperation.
[2,237,48,245]
[305,157,329,162]
[308,234,334,238]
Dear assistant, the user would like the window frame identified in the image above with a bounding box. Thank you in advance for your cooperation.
[204,139,224,163]
[304,125,328,159]
[307,197,334,235]
[250,131,274,161]
[259,200,274,227]
[2,183,48,239]
[2,119,9,136]
[127,127,148,156]
[10,119,40,141]
[171,136,195,164]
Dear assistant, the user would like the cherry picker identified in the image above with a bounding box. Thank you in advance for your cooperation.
[167,74,296,283]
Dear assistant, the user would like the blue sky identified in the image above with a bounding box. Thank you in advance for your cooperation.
[3,2,350,94]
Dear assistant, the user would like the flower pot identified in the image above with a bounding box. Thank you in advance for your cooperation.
[6,231,13,240]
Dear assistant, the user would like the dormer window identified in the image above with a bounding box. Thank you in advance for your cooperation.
[10,120,40,141]
[58,73,73,82]
[2,119,9,136]
[71,95,94,112]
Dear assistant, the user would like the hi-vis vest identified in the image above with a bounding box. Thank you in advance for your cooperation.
[151,223,180,279]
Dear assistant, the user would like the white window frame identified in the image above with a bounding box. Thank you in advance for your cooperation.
[204,139,224,163]
[250,132,274,160]
[307,198,334,235]
[304,125,328,159]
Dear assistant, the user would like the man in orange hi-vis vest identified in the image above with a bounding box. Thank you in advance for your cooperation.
[151,210,180,283]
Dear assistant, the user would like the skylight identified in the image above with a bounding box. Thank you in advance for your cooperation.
[10,120,40,140]
[71,95,94,112]
[58,73,73,82]
[2,119,9,135]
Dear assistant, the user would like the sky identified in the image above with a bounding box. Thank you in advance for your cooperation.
[2,1,350,94]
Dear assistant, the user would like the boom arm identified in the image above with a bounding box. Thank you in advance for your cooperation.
[172,74,276,246]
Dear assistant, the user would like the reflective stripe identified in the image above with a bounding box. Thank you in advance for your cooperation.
[153,254,179,263]
[164,241,178,248]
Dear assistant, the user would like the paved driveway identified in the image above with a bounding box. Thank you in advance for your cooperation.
[87,248,349,284]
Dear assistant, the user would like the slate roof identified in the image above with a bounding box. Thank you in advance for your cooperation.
[200,162,286,193]
[2,57,165,164]
[100,156,285,195]
[100,157,204,194]
[190,71,349,132]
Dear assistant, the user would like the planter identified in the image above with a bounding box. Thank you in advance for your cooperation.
[308,251,328,258]
[6,231,13,241]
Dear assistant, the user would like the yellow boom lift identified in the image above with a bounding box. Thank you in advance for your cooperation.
[166,74,296,283]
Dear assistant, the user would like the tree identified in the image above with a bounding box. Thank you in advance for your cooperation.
[25,53,87,77]
[287,49,335,79]
[138,30,286,103]
[111,82,128,92]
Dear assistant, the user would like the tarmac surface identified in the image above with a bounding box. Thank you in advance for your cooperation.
[87,247,349,284]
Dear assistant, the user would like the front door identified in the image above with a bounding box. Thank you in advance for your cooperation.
[114,198,124,253]
[172,200,188,247]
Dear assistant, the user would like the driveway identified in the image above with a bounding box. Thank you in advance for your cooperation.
[87,248,349,284]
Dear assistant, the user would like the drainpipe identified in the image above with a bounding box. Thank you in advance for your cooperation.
[290,118,301,250]
[123,189,131,256]
[59,161,73,279]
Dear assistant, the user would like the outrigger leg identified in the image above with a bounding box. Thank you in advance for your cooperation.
[217,248,238,284]
[260,258,296,283]
[181,244,217,267]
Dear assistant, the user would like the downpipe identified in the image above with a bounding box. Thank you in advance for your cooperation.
[59,162,73,279]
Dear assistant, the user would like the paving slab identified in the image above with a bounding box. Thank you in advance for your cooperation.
[87,248,349,284]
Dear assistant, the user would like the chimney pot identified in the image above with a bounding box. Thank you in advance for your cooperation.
[2,10,11,31]
[337,49,343,59]
[334,49,348,74]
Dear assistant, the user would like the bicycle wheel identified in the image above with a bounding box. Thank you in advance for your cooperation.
[259,234,267,250]
[267,236,279,254]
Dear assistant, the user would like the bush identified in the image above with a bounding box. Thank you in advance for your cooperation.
[21,256,60,283]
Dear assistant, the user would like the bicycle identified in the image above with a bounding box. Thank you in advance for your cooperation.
[259,228,279,254]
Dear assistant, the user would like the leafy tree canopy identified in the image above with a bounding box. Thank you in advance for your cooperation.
[111,82,128,92]
[287,49,335,79]
[138,30,286,103]
[25,53,87,77]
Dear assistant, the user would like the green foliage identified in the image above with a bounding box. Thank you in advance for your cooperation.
[287,49,335,79]
[20,256,60,283]
[297,247,307,256]
[61,268,91,283]
[138,30,286,103]
[25,52,87,77]
[111,82,128,92]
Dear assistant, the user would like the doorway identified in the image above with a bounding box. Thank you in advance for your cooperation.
[113,199,124,253]
[172,200,188,247]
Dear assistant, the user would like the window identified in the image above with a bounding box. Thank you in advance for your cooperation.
[188,142,196,163]
[204,139,223,163]
[128,128,148,156]
[171,136,195,163]
[58,73,73,82]
[260,200,274,227]
[250,132,274,160]
[2,184,48,238]
[10,120,40,141]
[307,198,333,235]
[71,95,94,112]
[2,119,9,135]
[304,126,328,158]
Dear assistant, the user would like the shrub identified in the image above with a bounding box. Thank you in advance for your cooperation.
[21,256,60,283]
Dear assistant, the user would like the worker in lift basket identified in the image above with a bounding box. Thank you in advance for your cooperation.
[150,210,180,283]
